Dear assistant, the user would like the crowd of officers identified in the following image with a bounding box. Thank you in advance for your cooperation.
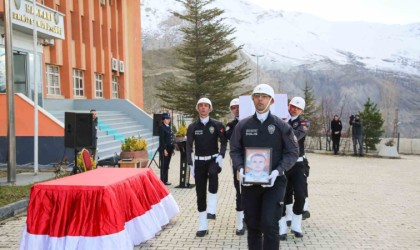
[163,83,310,250]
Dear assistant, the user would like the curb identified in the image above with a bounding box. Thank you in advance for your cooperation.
[0,199,28,221]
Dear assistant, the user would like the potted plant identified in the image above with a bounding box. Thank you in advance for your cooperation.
[378,138,399,158]
[120,136,149,167]
[175,123,187,140]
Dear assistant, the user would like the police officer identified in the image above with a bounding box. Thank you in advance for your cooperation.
[279,97,309,240]
[226,98,245,236]
[186,97,227,237]
[159,113,175,185]
[331,115,343,155]
[230,84,299,250]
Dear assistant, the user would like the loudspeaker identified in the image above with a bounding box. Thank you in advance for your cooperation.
[153,113,163,136]
[64,112,94,148]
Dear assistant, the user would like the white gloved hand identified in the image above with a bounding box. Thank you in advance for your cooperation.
[215,155,223,168]
[262,170,280,188]
[239,168,252,186]
[189,165,195,177]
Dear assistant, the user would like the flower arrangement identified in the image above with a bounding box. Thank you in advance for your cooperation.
[76,149,97,172]
[176,123,187,137]
[121,136,148,152]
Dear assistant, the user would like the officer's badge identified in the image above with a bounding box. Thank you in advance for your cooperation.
[209,126,215,134]
[226,126,230,131]
[268,124,275,134]
[292,121,299,128]
[220,127,224,133]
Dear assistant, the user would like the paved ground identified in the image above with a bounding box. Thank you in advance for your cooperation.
[1,152,420,249]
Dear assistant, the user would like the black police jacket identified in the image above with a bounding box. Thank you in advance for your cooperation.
[225,118,239,140]
[331,119,342,136]
[159,123,174,152]
[289,116,308,157]
[230,112,299,174]
[186,118,227,165]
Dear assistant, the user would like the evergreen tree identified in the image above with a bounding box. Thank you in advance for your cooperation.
[360,98,384,152]
[301,82,321,137]
[156,0,250,119]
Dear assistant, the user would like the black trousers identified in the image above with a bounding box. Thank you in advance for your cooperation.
[232,167,243,211]
[194,159,219,212]
[160,149,173,183]
[242,175,286,250]
[332,135,341,154]
[282,162,307,216]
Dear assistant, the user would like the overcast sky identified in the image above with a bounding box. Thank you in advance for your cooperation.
[248,0,420,24]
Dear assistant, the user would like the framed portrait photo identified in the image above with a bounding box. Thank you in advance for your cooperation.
[243,147,272,185]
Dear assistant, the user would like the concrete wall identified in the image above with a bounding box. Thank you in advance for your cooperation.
[305,136,420,155]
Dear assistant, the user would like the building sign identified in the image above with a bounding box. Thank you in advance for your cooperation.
[11,0,65,40]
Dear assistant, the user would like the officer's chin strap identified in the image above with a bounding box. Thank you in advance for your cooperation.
[256,97,273,114]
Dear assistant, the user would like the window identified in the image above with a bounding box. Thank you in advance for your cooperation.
[112,75,119,98]
[46,65,60,95]
[95,73,103,98]
[73,69,84,97]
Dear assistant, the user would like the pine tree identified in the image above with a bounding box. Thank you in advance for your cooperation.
[301,82,321,137]
[360,98,384,152]
[156,0,250,119]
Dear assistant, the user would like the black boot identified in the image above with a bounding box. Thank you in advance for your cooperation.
[279,234,287,241]
[302,210,311,220]
[292,230,304,238]
[236,228,245,235]
[207,213,216,220]
[196,230,209,237]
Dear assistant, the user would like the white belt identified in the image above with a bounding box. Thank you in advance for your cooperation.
[297,155,306,162]
[195,154,218,161]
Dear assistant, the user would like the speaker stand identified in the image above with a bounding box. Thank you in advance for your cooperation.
[147,148,160,168]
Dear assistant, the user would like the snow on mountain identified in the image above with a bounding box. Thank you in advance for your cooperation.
[141,0,420,75]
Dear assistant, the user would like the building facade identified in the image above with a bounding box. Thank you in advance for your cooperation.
[0,0,144,108]
[0,0,144,164]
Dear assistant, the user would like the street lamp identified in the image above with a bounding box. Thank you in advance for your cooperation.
[250,54,264,84]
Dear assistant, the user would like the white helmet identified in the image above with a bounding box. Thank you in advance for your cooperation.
[252,84,275,100]
[229,98,239,108]
[196,97,212,111]
[289,96,305,110]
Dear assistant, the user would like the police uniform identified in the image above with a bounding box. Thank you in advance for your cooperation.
[280,116,309,239]
[226,117,245,235]
[158,120,174,184]
[226,118,238,140]
[230,112,299,250]
[331,118,343,155]
[186,117,227,219]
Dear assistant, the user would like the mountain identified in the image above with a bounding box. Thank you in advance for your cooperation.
[140,0,420,138]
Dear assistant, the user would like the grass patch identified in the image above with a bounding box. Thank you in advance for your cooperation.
[0,185,31,207]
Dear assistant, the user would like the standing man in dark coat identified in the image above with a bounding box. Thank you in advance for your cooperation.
[159,113,175,185]
[226,98,245,236]
[186,98,227,237]
[230,84,299,250]
[331,115,343,155]
[350,114,363,156]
